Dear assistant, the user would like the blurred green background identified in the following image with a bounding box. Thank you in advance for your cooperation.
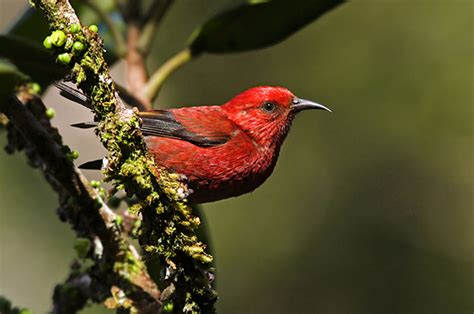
[1,1,473,313]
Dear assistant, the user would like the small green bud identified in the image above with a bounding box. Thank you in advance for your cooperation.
[74,237,91,258]
[70,23,81,33]
[57,53,71,65]
[45,107,56,119]
[50,30,67,47]
[163,302,174,312]
[43,36,53,49]
[88,24,99,33]
[72,41,85,53]
[30,82,41,94]
[19,309,34,314]
[98,188,106,199]
[69,150,79,160]
[90,180,100,188]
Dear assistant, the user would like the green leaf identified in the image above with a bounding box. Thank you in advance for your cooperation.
[6,7,51,44]
[0,59,28,102]
[0,35,67,87]
[189,0,344,55]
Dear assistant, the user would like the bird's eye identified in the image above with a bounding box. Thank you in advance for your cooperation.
[262,102,276,113]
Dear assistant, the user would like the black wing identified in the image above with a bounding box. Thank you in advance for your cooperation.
[139,110,230,147]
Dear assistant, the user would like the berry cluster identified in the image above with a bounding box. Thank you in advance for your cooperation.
[42,23,98,65]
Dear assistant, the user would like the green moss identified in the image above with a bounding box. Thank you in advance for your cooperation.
[113,244,145,279]
[114,214,123,225]
[64,37,74,50]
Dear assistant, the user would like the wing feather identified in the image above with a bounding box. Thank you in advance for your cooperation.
[139,107,232,147]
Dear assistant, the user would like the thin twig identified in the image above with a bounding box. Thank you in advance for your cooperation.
[112,0,128,23]
[137,0,173,56]
[126,23,152,109]
[127,0,142,22]
[145,48,192,103]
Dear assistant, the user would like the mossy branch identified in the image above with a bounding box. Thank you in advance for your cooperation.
[0,90,161,313]
[30,0,216,312]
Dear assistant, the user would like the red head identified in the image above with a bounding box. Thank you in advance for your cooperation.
[222,86,330,148]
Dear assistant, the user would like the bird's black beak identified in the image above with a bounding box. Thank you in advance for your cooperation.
[291,97,331,113]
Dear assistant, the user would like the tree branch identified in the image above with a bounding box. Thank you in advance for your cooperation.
[30,0,216,311]
[137,0,173,57]
[126,23,152,109]
[145,48,192,103]
[0,93,161,313]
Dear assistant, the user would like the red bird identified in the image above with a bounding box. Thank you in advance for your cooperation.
[60,85,330,203]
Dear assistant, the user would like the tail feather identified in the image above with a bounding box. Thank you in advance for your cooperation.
[79,159,103,170]
[54,82,92,109]
[71,122,97,129]
[55,81,146,110]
